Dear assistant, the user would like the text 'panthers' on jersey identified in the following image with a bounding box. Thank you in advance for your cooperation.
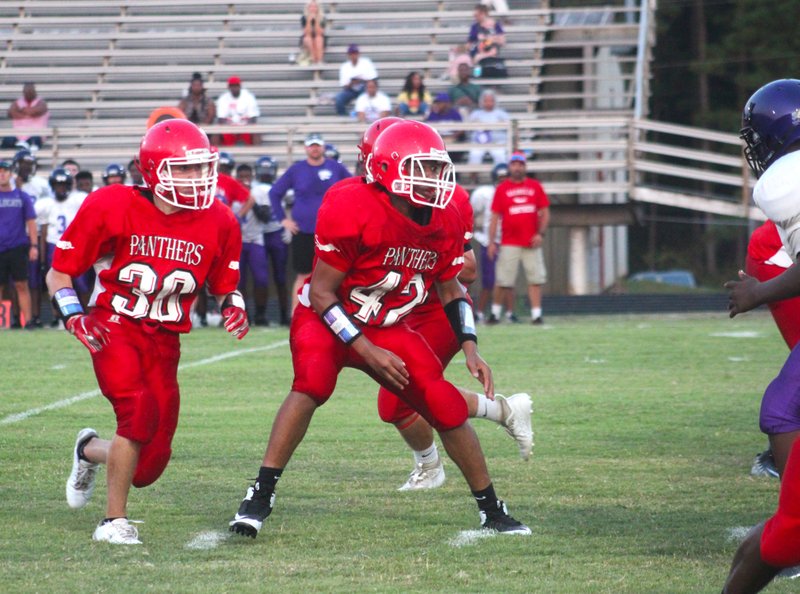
[313,181,467,327]
[51,184,242,333]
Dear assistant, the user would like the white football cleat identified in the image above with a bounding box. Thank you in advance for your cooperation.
[500,393,534,461]
[92,518,142,545]
[66,428,100,509]
[397,458,446,491]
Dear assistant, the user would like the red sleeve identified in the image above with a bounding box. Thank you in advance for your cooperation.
[490,183,506,214]
[51,186,120,277]
[206,203,243,296]
[217,174,250,206]
[313,185,365,272]
[748,221,783,262]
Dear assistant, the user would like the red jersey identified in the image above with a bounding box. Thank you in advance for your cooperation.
[413,184,474,316]
[52,185,242,333]
[491,177,550,246]
[314,182,466,327]
[748,220,787,264]
[215,173,250,206]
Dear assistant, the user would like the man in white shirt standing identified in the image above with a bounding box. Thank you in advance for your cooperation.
[354,79,392,123]
[335,44,378,116]
[216,76,261,146]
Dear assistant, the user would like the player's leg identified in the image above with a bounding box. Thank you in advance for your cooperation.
[230,305,345,538]
[722,523,779,594]
[489,245,519,323]
[265,230,290,325]
[760,345,800,476]
[66,315,152,543]
[367,325,530,534]
[12,279,32,328]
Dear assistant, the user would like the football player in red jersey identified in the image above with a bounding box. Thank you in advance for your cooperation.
[230,120,530,538]
[345,119,533,490]
[46,119,249,545]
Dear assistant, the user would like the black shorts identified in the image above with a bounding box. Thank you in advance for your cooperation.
[0,245,30,283]
[292,232,315,274]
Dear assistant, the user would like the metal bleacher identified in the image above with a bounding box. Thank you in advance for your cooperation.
[0,0,645,180]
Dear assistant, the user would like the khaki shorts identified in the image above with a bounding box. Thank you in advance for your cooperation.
[496,245,547,287]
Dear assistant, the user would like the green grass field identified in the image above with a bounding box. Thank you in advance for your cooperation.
[1,312,797,593]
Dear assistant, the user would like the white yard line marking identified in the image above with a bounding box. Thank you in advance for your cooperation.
[448,529,496,548]
[1,339,289,427]
[711,331,762,338]
[185,530,229,550]
[726,526,753,542]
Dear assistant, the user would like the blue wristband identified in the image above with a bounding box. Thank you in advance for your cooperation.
[321,303,363,345]
[53,287,84,320]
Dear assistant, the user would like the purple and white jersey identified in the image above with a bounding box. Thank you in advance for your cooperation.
[35,190,87,244]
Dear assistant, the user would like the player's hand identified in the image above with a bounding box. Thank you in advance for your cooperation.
[724,270,760,318]
[222,305,249,339]
[356,339,409,392]
[281,218,299,235]
[465,350,494,399]
[65,314,111,353]
[487,243,498,260]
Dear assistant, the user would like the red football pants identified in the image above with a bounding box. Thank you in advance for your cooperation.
[761,436,800,567]
[290,304,468,431]
[89,310,181,488]
[376,305,460,425]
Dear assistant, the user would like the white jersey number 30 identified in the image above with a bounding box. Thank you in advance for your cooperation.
[111,263,197,323]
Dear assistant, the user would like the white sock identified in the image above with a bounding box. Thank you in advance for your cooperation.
[491,304,502,317]
[532,307,542,319]
[475,393,505,423]
[413,443,439,466]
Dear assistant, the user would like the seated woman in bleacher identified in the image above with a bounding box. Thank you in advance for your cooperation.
[300,1,326,65]
[394,71,432,118]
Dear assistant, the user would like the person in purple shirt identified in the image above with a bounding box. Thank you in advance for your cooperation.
[426,93,466,163]
[269,132,351,314]
[0,158,38,329]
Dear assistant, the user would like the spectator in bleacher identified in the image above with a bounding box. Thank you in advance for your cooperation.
[0,158,37,330]
[127,159,144,186]
[446,44,474,83]
[61,159,80,178]
[426,92,466,162]
[178,73,216,128]
[395,71,432,118]
[467,89,510,167]
[300,1,326,65]
[216,76,261,146]
[354,79,392,124]
[469,4,505,65]
[335,44,378,116]
[75,171,95,194]
[268,133,351,314]
[449,63,483,114]
[2,83,49,151]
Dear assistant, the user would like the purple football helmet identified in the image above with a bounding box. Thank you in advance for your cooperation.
[741,78,800,177]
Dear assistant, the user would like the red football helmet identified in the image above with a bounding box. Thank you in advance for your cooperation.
[137,119,218,210]
[358,116,402,182]
[369,120,455,209]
